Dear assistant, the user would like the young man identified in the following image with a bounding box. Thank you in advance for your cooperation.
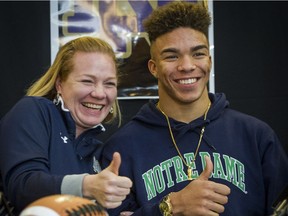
[102,2,288,216]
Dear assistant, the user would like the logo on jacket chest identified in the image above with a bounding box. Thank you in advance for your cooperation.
[60,132,68,143]
[142,152,247,200]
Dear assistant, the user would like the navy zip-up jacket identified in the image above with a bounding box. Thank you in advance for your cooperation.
[0,96,104,214]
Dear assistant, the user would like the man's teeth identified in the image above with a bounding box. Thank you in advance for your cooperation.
[83,103,103,110]
[178,78,197,84]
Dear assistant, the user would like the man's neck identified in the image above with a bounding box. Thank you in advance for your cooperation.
[157,95,211,123]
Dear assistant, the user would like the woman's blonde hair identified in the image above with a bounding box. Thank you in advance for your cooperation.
[26,36,121,125]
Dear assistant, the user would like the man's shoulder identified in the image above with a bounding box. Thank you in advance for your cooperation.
[224,108,274,133]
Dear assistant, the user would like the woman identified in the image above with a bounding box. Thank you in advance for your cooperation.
[0,36,132,215]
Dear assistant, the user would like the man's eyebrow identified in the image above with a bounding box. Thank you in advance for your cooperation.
[160,48,178,55]
[191,45,209,52]
[160,45,209,55]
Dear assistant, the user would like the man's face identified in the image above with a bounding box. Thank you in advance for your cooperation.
[148,27,211,105]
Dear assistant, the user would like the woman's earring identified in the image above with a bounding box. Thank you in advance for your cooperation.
[53,93,61,105]
[109,107,114,114]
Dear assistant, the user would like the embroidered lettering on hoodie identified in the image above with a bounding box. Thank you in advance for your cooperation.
[142,152,247,200]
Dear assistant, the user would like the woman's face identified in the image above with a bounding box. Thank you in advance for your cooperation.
[56,51,117,136]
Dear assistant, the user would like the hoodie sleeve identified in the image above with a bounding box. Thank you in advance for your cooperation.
[260,128,288,214]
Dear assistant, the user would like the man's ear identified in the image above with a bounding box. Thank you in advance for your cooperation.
[209,55,212,71]
[148,59,158,79]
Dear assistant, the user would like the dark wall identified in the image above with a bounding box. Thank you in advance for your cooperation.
[213,1,288,152]
[0,1,287,152]
[0,1,51,117]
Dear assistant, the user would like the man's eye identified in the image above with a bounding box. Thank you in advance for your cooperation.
[194,52,206,57]
[165,55,178,60]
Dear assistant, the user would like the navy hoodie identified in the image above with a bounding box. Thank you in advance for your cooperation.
[0,96,105,214]
[102,93,288,216]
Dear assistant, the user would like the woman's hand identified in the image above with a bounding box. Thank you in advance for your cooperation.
[83,152,132,209]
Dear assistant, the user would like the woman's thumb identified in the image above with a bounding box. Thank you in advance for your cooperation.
[107,152,121,175]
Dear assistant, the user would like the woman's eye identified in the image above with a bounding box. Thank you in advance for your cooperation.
[79,80,94,86]
[106,82,117,87]
[81,80,93,83]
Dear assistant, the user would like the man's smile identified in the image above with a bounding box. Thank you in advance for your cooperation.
[177,78,198,84]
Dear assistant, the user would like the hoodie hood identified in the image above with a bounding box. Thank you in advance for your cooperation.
[133,93,229,148]
[134,93,229,128]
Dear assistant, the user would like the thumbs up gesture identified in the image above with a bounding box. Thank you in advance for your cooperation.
[82,152,132,209]
[106,151,122,175]
[198,154,214,180]
[169,156,231,215]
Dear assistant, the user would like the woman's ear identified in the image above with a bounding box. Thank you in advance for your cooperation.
[55,77,62,93]
[148,59,158,79]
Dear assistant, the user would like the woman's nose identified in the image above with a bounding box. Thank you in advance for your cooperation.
[91,85,106,99]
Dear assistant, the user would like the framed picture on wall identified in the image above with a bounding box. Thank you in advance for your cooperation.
[50,0,214,99]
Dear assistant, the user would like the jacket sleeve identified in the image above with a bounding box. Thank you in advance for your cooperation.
[0,97,64,212]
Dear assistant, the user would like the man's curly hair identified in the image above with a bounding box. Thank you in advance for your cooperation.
[143,1,211,43]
